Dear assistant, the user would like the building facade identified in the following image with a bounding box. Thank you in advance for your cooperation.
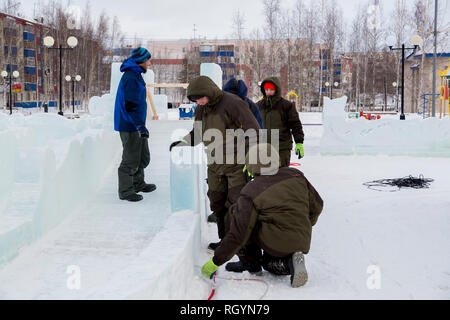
[0,12,48,109]
[1,12,111,112]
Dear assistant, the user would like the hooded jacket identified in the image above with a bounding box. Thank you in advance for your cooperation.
[114,58,148,134]
[183,76,260,166]
[257,77,304,151]
[223,78,264,128]
[213,165,324,266]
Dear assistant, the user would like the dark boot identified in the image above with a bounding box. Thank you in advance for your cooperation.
[120,193,143,202]
[136,183,156,193]
[225,261,262,275]
[207,213,217,223]
[288,252,308,288]
[262,257,291,276]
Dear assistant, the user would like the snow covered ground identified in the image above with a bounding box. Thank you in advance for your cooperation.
[0,110,449,300]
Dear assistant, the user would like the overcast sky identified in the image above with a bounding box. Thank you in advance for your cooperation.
[21,0,443,41]
[18,0,400,40]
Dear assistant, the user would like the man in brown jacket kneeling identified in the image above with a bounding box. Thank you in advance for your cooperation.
[201,143,323,288]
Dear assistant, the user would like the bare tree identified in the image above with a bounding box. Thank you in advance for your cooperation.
[262,0,282,77]
[232,10,246,40]
[243,28,267,99]
[1,0,21,15]
[30,0,119,111]
[350,4,365,110]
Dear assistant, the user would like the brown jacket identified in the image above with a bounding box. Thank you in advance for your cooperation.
[257,77,304,151]
[183,76,260,166]
[213,167,323,266]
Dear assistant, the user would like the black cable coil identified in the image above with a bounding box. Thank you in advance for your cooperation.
[363,175,434,192]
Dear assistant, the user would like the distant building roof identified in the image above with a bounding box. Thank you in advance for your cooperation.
[414,53,450,59]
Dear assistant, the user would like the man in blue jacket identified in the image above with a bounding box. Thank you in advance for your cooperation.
[114,47,156,202]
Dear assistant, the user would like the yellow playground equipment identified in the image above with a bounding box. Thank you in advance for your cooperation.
[438,58,450,119]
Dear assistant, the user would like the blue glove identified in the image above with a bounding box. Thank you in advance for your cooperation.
[295,143,304,159]
[201,258,219,279]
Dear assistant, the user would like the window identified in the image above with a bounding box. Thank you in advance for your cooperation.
[24,49,36,58]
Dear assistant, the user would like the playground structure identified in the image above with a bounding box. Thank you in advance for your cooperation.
[348,110,382,120]
[287,91,299,111]
[438,58,450,119]
[420,58,450,119]
[145,83,189,120]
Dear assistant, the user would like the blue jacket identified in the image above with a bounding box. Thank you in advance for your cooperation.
[114,58,148,134]
[223,78,264,128]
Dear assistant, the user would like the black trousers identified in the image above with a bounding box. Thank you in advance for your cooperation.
[237,235,292,276]
[118,131,150,198]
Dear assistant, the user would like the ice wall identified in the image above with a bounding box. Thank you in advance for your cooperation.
[109,62,122,97]
[320,96,450,157]
[0,130,16,202]
[153,94,168,120]
[0,113,121,266]
[200,63,223,89]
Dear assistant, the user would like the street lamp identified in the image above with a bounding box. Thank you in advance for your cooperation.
[325,81,330,99]
[389,35,422,120]
[333,81,339,99]
[43,35,78,116]
[65,75,82,114]
[325,81,338,99]
[1,70,20,115]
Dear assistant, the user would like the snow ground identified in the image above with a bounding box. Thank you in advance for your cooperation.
[194,119,450,300]
[0,113,449,300]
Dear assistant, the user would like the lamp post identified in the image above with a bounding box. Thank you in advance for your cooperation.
[1,70,20,115]
[43,36,78,116]
[65,75,81,114]
[325,81,330,99]
[333,81,339,99]
[389,35,422,120]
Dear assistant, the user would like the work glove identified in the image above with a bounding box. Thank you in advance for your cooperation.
[169,139,188,152]
[139,127,149,139]
[201,258,219,279]
[243,165,254,179]
[295,143,304,159]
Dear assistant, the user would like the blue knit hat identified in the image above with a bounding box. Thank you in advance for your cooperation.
[131,47,151,64]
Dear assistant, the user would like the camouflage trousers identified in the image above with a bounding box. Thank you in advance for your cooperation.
[207,163,248,239]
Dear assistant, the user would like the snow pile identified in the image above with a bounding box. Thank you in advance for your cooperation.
[320,96,450,157]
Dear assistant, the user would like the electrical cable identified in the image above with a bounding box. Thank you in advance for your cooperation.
[214,275,270,300]
[196,267,270,300]
[363,174,434,192]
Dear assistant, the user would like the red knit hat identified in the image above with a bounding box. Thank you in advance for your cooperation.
[263,82,276,91]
